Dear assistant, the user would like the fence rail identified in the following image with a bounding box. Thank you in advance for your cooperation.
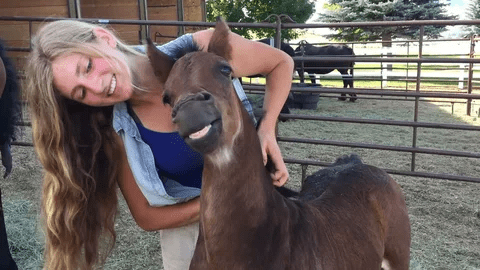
[1,16,479,184]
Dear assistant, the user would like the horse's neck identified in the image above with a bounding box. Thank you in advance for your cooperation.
[201,109,274,221]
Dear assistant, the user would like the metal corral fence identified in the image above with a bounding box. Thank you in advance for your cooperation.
[1,16,480,184]
[289,37,478,93]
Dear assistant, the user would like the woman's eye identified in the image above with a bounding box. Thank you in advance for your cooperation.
[86,58,92,73]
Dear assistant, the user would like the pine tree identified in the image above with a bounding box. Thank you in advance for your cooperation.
[464,0,480,37]
[318,0,457,42]
[388,0,457,39]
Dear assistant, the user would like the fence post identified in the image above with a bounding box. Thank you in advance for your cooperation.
[138,0,149,43]
[459,64,466,89]
[381,46,392,88]
[411,26,424,172]
[176,0,185,36]
[263,14,295,50]
[466,35,476,116]
[382,32,393,88]
[406,41,410,94]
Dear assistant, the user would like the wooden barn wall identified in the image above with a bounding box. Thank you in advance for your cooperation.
[81,0,141,45]
[0,0,206,82]
[148,0,206,44]
[0,0,69,73]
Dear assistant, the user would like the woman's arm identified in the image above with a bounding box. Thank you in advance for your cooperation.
[193,29,294,186]
[115,135,200,231]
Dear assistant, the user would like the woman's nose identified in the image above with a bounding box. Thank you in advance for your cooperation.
[82,76,104,95]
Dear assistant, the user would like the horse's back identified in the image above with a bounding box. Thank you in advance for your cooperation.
[295,154,410,269]
[299,154,390,200]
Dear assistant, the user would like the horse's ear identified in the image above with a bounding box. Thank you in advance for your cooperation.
[207,17,232,60]
[146,38,175,83]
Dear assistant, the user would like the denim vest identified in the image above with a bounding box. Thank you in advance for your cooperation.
[113,34,255,206]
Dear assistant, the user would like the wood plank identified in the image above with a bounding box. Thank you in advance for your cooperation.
[105,24,141,34]
[81,0,138,6]
[148,0,177,7]
[184,0,201,7]
[0,6,68,17]
[184,6,202,21]
[82,5,139,19]
[0,21,49,37]
[148,6,178,20]
[1,40,30,49]
[149,25,178,43]
[0,24,31,42]
[0,0,66,8]
[115,31,141,45]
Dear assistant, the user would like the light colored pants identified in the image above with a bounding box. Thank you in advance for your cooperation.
[159,222,199,270]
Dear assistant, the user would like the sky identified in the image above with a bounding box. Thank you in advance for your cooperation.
[448,0,468,19]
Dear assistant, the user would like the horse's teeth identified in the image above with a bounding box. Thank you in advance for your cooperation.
[189,124,211,139]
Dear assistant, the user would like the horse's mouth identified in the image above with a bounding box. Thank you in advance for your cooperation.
[186,118,222,140]
[189,124,212,139]
[172,96,222,153]
[183,119,222,147]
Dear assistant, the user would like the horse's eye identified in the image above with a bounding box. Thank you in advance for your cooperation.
[220,65,232,77]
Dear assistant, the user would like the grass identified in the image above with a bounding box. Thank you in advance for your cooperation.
[2,83,480,269]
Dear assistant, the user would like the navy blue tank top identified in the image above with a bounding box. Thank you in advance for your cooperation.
[135,122,204,189]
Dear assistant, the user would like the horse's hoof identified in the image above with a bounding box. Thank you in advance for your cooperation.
[338,97,347,101]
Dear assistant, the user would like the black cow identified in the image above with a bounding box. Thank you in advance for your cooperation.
[295,41,357,102]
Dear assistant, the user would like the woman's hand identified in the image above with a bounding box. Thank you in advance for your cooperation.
[257,126,289,186]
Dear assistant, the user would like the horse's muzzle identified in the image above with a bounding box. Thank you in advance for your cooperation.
[172,92,223,153]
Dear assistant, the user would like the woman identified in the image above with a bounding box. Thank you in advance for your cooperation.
[26,19,293,270]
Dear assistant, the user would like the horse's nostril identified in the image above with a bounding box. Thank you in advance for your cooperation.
[163,93,171,105]
[202,92,212,101]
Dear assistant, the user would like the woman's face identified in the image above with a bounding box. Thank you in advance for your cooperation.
[52,53,133,107]
[52,28,133,107]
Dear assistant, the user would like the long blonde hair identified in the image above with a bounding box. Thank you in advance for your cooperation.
[25,20,138,269]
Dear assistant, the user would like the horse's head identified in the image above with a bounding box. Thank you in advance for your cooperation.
[147,17,244,159]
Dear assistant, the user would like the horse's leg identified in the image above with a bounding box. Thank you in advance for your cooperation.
[338,69,347,101]
[298,70,305,84]
[308,73,316,85]
[347,64,357,102]
[339,68,356,102]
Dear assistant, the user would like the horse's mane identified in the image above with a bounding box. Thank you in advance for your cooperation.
[0,39,22,144]
[170,40,201,62]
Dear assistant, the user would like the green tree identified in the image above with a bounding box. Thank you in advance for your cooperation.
[463,0,480,37]
[206,0,315,40]
[318,0,457,42]
[388,0,457,39]
[319,0,395,41]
